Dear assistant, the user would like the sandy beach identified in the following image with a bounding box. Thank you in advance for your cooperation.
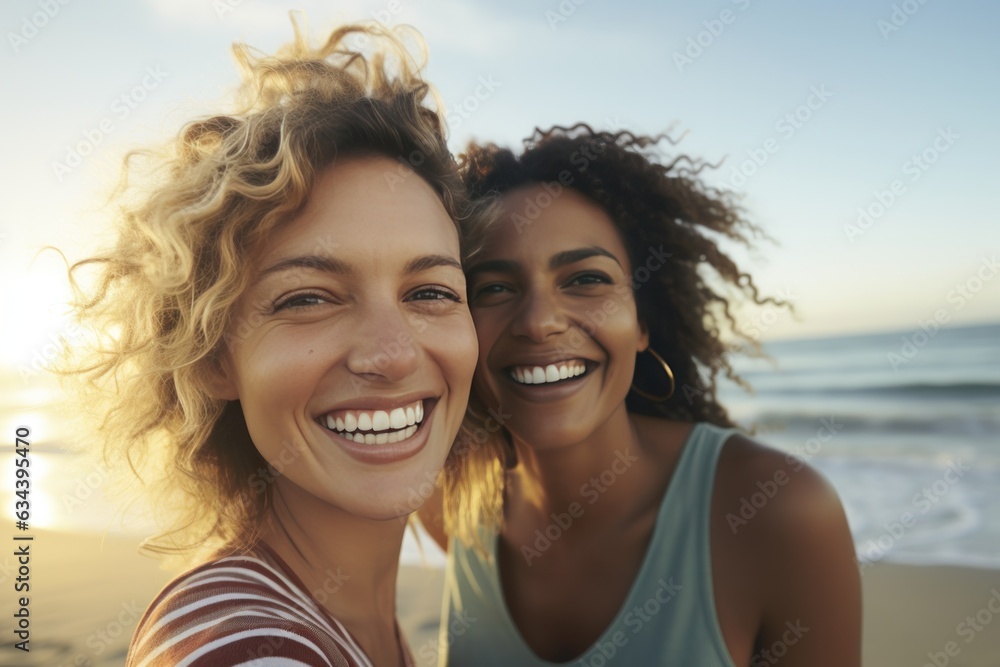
[1,529,998,666]
[860,562,1000,667]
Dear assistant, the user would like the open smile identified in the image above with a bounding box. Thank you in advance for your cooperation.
[315,397,441,465]
[318,398,428,445]
[505,359,595,387]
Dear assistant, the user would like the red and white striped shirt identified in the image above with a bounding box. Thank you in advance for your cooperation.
[127,542,413,667]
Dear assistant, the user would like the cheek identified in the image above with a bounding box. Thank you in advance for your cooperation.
[469,312,505,393]
[470,309,503,360]
[426,313,479,387]
[472,359,497,407]
[594,304,645,360]
[229,331,328,426]
[606,291,642,332]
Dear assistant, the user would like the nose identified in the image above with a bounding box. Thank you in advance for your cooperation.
[508,285,570,342]
[345,302,421,385]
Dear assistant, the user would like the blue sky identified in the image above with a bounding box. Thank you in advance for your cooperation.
[1,0,998,375]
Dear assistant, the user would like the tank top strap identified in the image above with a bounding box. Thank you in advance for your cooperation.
[652,421,741,534]
[634,421,740,665]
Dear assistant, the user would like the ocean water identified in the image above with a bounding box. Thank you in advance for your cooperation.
[2,322,997,570]
[720,321,1000,569]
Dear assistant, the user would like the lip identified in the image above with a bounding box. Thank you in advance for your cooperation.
[316,397,439,465]
[499,361,597,403]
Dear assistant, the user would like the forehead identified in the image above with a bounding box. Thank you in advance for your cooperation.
[485,185,631,267]
[260,155,459,264]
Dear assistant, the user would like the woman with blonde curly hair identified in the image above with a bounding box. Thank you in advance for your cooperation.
[62,19,488,667]
[422,126,861,665]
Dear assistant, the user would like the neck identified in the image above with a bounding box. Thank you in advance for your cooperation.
[506,403,652,528]
[259,479,404,637]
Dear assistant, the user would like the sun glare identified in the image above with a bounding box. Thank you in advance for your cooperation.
[1,264,78,370]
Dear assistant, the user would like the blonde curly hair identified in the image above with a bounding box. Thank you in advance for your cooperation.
[61,17,490,561]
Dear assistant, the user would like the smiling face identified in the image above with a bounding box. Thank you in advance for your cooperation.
[467,185,649,451]
[217,155,477,520]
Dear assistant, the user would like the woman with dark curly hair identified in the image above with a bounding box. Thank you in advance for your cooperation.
[60,19,491,667]
[420,125,861,666]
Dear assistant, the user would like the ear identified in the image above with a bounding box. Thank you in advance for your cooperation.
[203,353,239,401]
[636,318,650,353]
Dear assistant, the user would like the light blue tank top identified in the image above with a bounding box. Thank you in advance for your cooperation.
[438,422,740,666]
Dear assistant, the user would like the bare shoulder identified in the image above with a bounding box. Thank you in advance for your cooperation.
[715,433,848,534]
[713,432,862,666]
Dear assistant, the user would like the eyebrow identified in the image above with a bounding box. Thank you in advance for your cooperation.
[465,258,520,279]
[259,255,352,280]
[256,253,462,283]
[466,246,622,279]
[549,246,622,270]
[405,254,464,274]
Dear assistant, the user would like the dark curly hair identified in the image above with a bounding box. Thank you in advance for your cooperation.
[443,123,788,546]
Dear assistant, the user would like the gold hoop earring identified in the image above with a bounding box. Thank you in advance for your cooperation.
[630,347,675,402]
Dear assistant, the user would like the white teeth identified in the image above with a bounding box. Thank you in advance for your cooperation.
[511,362,587,385]
[389,407,407,429]
[357,412,373,431]
[321,399,427,444]
[372,410,390,431]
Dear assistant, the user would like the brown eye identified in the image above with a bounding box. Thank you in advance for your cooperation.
[567,272,612,286]
[408,286,462,303]
[273,292,328,312]
[471,283,513,302]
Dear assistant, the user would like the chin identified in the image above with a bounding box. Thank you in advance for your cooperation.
[361,451,449,520]
[507,420,591,453]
